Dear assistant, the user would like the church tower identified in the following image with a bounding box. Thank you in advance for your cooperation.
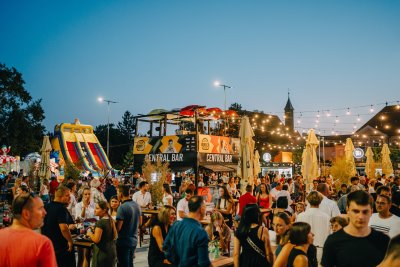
[284,92,294,132]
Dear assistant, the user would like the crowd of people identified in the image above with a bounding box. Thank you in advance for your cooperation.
[1,169,400,267]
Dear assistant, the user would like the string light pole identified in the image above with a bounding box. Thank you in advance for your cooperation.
[214,81,231,135]
[98,97,118,157]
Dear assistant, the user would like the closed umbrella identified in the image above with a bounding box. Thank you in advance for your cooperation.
[344,138,357,177]
[300,148,306,176]
[301,129,319,187]
[238,116,255,190]
[365,147,376,179]
[381,144,393,176]
[253,150,261,177]
[39,136,52,182]
[148,109,168,120]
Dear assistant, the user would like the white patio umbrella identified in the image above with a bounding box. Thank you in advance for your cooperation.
[365,147,375,179]
[381,144,393,176]
[344,138,357,177]
[39,136,52,181]
[238,116,255,191]
[253,150,261,177]
[301,129,319,187]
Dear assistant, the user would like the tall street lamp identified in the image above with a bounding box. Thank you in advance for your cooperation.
[214,81,231,110]
[98,97,118,157]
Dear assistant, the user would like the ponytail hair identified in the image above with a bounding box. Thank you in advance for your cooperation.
[98,200,118,240]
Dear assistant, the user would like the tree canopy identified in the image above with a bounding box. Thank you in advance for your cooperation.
[95,111,136,168]
[0,63,46,156]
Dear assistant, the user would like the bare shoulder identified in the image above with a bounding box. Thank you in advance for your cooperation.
[293,254,308,267]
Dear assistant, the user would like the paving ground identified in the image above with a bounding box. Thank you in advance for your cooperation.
[134,234,151,266]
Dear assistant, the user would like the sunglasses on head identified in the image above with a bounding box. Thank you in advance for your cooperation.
[14,192,36,215]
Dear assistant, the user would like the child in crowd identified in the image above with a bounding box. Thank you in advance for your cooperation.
[291,202,305,223]
[330,216,348,233]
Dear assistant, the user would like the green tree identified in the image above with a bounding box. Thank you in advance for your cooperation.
[94,111,136,169]
[0,63,45,155]
[122,151,135,171]
[229,102,243,112]
[292,148,303,164]
[117,111,136,145]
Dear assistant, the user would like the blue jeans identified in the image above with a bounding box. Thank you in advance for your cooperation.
[117,244,136,267]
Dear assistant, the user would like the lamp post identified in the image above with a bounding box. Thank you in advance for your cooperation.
[98,97,118,157]
[214,81,231,110]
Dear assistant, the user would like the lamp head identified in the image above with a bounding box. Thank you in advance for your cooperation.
[98,97,104,103]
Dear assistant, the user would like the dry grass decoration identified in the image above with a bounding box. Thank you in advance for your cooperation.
[141,157,171,206]
[330,157,356,186]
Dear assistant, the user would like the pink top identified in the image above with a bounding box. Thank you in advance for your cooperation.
[0,227,57,267]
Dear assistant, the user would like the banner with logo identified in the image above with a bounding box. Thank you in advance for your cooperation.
[134,135,196,154]
[198,134,240,154]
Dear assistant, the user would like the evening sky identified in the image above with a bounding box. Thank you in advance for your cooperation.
[1,0,399,135]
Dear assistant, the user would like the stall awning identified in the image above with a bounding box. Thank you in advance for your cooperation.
[200,164,237,172]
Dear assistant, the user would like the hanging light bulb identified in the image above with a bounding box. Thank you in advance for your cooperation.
[357,115,361,122]
[335,116,339,123]
[396,101,400,109]
[316,111,320,118]
[370,105,374,113]
[346,108,351,115]
[326,110,331,117]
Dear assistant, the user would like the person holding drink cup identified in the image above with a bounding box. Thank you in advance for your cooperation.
[86,200,117,267]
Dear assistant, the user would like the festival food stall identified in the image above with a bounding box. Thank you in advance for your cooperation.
[132,106,240,194]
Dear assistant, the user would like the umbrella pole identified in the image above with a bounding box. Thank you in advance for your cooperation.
[194,109,199,195]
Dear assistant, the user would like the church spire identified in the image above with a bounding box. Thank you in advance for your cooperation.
[285,90,294,111]
[284,89,294,132]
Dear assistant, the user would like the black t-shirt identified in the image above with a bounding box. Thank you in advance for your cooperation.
[42,201,71,252]
[321,228,390,267]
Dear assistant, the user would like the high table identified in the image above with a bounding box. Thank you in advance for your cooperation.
[141,208,160,215]
[212,256,234,267]
[139,208,160,247]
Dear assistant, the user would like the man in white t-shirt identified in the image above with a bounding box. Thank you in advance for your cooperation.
[369,195,400,238]
[297,191,331,262]
[309,183,340,218]
[270,182,282,205]
[176,189,193,221]
[132,181,152,208]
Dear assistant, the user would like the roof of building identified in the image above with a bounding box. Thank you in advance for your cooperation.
[357,105,400,137]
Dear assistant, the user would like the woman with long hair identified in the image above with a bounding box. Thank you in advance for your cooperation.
[216,185,234,227]
[205,211,231,256]
[227,177,238,198]
[75,187,95,222]
[40,178,50,204]
[148,205,176,267]
[272,212,295,267]
[286,222,314,267]
[179,180,189,196]
[162,183,173,206]
[109,195,119,220]
[256,183,272,226]
[75,187,96,267]
[87,200,117,267]
[234,204,274,267]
